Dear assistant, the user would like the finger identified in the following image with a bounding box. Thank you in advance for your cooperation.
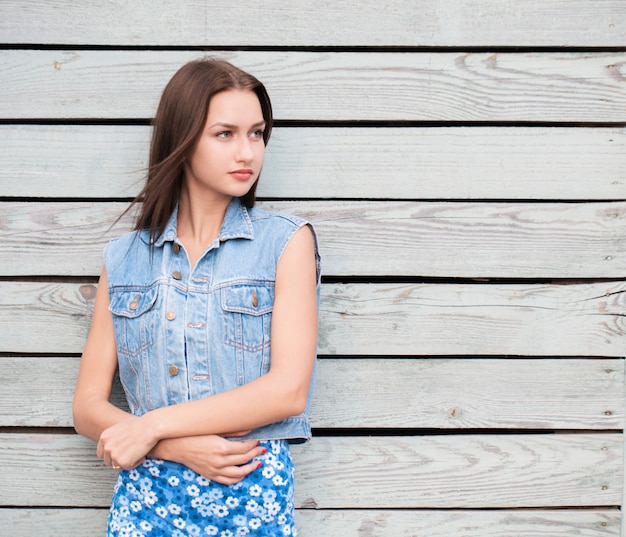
[212,460,262,485]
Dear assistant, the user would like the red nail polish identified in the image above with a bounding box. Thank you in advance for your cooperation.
[256,462,263,469]
[261,448,268,454]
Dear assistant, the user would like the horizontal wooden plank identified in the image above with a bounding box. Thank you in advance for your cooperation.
[1,0,624,47]
[1,281,625,356]
[1,508,620,537]
[1,51,625,121]
[0,433,620,508]
[2,200,626,278]
[3,357,621,430]
[2,125,625,200]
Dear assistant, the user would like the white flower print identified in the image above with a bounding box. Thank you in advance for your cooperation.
[211,504,229,518]
[266,501,281,516]
[208,488,224,502]
[108,441,296,535]
[261,465,275,479]
[148,465,160,477]
[245,499,259,513]
[263,489,277,503]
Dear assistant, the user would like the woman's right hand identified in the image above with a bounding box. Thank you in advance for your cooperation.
[152,435,266,485]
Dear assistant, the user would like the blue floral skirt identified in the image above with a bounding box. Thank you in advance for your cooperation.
[107,440,297,536]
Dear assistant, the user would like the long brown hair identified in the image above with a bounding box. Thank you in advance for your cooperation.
[130,58,273,243]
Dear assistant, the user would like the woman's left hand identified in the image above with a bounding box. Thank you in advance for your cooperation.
[97,415,158,470]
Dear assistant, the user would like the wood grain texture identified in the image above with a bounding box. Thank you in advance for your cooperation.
[1,0,624,47]
[2,125,625,200]
[0,508,620,537]
[2,281,625,356]
[2,356,621,430]
[2,200,626,278]
[0,433,620,508]
[1,50,625,121]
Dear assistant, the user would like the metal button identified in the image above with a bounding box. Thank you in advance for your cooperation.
[251,290,258,308]
[129,295,140,310]
[172,271,182,280]
[168,365,179,376]
[166,310,176,321]
[172,243,180,253]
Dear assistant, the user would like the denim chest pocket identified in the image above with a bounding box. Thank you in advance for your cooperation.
[108,286,158,357]
[221,284,274,353]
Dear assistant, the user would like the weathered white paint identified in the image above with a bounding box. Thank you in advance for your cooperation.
[2,0,625,47]
[2,357,622,430]
[1,281,625,356]
[2,201,626,278]
[0,433,621,508]
[3,125,626,200]
[0,508,620,537]
[2,50,625,121]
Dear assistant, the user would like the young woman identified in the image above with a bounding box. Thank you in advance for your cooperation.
[73,59,320,537]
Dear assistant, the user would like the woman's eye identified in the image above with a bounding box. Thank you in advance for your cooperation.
[216,131,231,139]
[251,129,264,138]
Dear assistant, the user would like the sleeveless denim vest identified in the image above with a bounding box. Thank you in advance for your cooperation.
[104,198,321,443]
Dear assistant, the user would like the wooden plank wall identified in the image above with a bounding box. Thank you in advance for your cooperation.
[1,1,625,535]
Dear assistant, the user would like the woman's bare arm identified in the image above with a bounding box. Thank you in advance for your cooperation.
[73,268,265,481]
[97,225,318,469]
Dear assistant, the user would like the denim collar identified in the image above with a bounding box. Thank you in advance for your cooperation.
[147,197,255,247]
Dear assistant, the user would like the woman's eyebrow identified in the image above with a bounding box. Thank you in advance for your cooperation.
[208,120,266,129]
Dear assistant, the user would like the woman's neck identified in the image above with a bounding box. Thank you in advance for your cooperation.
[176,186,232,267]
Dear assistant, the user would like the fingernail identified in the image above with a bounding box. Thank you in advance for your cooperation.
[256,462,263,469]
[261,448,268,454]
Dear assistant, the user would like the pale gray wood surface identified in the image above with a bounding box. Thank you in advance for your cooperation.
[2,281,625,356]
[0,433,620,508]
[2,0,624,47]
[3,356,621,430]
[1,508,620,537]
[2,50,625,121]
[3,125,625,200]
[3,200,625,278]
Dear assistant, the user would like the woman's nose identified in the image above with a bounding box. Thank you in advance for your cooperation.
[236,137,254,162]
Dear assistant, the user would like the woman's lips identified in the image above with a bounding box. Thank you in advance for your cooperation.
[230,169,254,180]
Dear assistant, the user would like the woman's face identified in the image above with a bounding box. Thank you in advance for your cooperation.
[184,89,266,202]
